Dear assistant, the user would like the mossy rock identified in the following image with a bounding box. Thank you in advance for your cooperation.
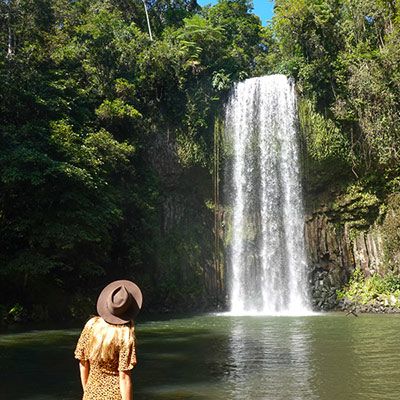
[381,193,400,274]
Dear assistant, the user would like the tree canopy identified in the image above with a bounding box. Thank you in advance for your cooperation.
[0,0,267,320]
[1,0,399,321]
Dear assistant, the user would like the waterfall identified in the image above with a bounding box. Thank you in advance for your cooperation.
[224,75,311,315]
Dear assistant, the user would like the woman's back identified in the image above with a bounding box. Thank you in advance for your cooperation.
[74,280,142,400]
[75,316,136,374]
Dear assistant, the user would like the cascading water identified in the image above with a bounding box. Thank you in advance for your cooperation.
[224,74,311,315]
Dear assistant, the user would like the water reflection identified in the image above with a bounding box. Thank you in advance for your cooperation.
[352,316,400,400]
[1,314,400,400]
[289,319,316,399]
[309,315,400,400]
[226,317,317,400]
[310,316,360,399]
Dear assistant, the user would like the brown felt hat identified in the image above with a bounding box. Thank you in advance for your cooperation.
[96,280,143,325]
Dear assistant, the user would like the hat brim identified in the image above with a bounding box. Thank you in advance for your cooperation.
[97,280,143,325]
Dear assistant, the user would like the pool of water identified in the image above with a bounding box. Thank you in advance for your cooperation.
[1,313,400,399]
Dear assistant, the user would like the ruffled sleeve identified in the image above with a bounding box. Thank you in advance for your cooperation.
[118,337,137,371]
[74,318,94,361]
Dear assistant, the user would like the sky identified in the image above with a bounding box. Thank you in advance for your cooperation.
[197,0,275,26]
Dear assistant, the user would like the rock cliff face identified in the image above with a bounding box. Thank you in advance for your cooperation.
[305,213,352,310]
[145,132,220,311]
[305,212,383,309]
[305,190,399,310]
[145,124,398,313]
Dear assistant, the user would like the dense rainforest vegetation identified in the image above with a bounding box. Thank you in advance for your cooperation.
[0,0,266,321]
[0,0,399,322]
[269,0,400,308]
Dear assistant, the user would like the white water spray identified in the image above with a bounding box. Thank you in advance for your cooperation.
[224,75,311,315]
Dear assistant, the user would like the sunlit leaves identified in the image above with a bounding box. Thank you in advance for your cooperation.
[96,99,142,121]
[0,0,267,315]
[273,0,400,175]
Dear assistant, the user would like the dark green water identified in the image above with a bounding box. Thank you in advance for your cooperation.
[1,313,400,399]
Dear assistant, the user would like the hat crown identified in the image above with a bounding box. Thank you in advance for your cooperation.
[97,279,142,324]
[107,285,131,316]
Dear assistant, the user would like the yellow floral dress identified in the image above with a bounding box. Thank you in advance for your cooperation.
[74,317,137,400]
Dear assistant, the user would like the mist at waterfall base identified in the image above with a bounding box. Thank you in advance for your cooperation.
[224,75,312,316]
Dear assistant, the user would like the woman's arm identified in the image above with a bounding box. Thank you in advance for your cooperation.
[119,370,133,400]
[79,360,90,390]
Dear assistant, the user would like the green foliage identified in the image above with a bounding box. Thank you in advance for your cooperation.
[299,98,351,189]
[8,303,25,321]
[272,1,400,292]
[299,99,350,163]
[4,0,398,319]
[273,0,400,184]
[212,70,232,91]
[331,183,381,231]
[381,194,400,274]
[0,0,266,319]
[337,268,400,306]
[96,99,142,121]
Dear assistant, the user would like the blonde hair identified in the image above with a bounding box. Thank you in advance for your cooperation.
[86,316,135,363]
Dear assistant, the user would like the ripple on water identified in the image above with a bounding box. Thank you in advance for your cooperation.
[1,313,400,400]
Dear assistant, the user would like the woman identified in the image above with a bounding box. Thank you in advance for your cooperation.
[75,280,143,400]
